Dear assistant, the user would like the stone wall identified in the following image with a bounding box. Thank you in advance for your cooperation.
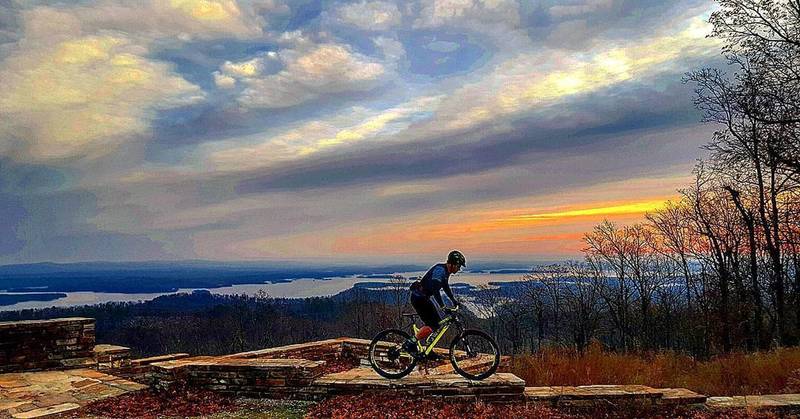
[150,356,326,398]
[148,338,513,401]
[107,353,190,383]
[0,318,95,373]
[340,338,373,361]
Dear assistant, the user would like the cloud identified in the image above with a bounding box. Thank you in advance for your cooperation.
[414,0,520,28]
[549,0,614,18]
[538,0,714,50]
[0,0,284,163]
[220,42,394,108]
[373,36,406,63]
[85,120,706,259]
[204,95,442,170]
[232,109,711,193]
[0,29,203,161]
[427,13,719,134]
[63,0,274,40]
[333,1,402,31]
[0,0,729,263]
[246,173,693,261]
[501,199,667,221]
[202,9,718,179]
[411,0,530,51]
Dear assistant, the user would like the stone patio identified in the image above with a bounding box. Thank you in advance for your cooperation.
[0,368,145,419]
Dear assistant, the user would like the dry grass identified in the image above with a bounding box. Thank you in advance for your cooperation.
[511,343,800,396]
[306,394,783,418]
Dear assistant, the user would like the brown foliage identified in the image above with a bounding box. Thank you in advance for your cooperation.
[306,394,570,419]
[70,386,235,418]
[512,343,800,396]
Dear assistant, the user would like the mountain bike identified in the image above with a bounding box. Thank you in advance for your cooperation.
[368,306,500,380]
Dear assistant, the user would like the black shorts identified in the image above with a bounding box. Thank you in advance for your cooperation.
[410,292,441,329]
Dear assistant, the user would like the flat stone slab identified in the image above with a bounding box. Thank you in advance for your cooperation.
[11,403,81,419]
[223,338,347,360]
[0,317,94,330]
[707,394,800,410]
[93,344,130,355]
[149,355,218,369]
[129,353,189,366]
[706,396,748,409]
[525,385,661,401]
[660,388,707,405]
[152,356,324,371]
[0,368,146,418]
[524,385,707,406]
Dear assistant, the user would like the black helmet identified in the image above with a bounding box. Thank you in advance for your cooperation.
[447,250,466,267]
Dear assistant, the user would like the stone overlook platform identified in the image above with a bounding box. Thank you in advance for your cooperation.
[0,369,145,418]
[2,318,800,417]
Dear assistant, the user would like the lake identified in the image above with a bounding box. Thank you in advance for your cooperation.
[0,270,530,311]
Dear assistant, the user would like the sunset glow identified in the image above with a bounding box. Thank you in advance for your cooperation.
[503,200,669,222]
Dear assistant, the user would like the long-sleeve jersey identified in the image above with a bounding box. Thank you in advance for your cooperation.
[414,263,458,307]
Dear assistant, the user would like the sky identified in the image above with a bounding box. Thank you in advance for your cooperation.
[0,0,724,265]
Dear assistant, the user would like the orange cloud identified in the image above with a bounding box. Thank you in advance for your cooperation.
[499,199,667,221]
[330,198,672,258]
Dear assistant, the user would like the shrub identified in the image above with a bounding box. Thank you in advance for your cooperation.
[511,343,800,395]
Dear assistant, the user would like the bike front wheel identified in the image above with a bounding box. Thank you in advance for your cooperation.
[449,329,500,380]
[368,328,418,379]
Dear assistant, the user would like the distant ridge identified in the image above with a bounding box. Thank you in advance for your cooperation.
[0,260,424,275]
[0,261,427,294]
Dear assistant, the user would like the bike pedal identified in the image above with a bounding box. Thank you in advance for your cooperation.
[425,352,445,362]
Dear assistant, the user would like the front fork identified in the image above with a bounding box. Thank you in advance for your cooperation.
[451,325,476,358]
[462,338,476,357]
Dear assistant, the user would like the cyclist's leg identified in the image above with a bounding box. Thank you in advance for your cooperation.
[411,295,441,340]
[402,294,440,354]
[410,296,446,361]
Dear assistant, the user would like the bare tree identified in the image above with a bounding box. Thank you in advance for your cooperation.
[584,221,635,350]
[387,275,410,328]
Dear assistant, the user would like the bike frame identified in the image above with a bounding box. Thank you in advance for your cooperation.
[410,313,462,356]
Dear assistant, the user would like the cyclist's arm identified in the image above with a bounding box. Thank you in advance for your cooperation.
[429,265,451,307]
[442,280,458,308]
[433,290,444,307]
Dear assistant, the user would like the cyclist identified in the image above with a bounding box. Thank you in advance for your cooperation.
[403,250,465,357]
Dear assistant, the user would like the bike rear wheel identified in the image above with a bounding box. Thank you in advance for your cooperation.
[449,329,500,380]
[369,329,418,379]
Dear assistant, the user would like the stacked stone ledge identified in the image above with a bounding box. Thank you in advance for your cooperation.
[93,344,132,370]
[0,318,96,373]
[150,356,327,398]
[146,338,523,402]
[307,369,527,403]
